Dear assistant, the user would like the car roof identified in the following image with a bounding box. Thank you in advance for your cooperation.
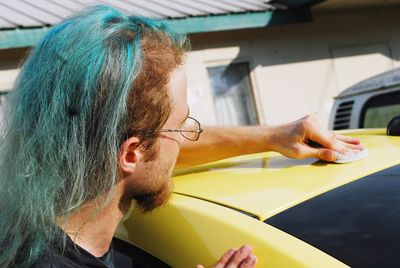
[172,129,400,221]
[337,67,400,99]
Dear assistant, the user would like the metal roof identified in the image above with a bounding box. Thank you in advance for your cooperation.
[338,67,400,98]
[0,0,321,49]
[0,0,281,30]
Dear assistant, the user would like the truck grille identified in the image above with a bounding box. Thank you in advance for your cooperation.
[333,100,354,130]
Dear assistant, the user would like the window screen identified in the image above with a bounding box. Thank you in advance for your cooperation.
[207,63,258,125]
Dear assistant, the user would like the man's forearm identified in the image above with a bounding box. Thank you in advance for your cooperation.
[175,115,364,169]
[175,125,276,168]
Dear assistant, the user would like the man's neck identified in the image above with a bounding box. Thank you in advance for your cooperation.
[57,182,130,257]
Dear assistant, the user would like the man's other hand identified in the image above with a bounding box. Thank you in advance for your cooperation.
[197,245,257,268]
[270,114,364,162]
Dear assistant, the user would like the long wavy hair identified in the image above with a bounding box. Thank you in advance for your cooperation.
[0,5,189,267]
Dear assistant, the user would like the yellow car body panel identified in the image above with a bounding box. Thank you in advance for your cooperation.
[117,195,348,268]
[173,129,400,220]
[115,129,400,267]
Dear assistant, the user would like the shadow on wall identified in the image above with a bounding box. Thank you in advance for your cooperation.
[189,5,400,72]
[193,33,396,75]
[195,27,397,101]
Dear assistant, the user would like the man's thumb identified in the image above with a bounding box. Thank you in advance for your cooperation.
[314,148,337,162]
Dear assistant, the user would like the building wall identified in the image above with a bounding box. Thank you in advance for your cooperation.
[186,7,400,128]
[1,7,399,128]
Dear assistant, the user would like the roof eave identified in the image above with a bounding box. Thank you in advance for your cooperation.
[275,0,326,8]
[0,9,312,50]
[163,9,312,34]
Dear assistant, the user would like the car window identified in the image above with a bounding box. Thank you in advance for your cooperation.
[112,237,171,268]
[360,90,400,128]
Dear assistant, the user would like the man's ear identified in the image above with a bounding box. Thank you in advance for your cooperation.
[119,137,142,175]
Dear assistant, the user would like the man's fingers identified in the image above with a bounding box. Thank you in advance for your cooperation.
[239,256,257,268]
[212,245,257,268]
[327,138,364,155]
[338,140,364,151]
[336,134,362,145]
[226,245,252,268]
[305,118,363,151]
[307,132,364,155]
[280,114,365,161]
[214,249,238,268]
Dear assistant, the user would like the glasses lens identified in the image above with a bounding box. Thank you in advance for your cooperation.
[181,117,200,141]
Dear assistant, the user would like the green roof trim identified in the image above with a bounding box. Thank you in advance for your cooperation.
[0,10,312,49]
[0,27,49,49]
[164,9,312,34]
[164,11,275,34]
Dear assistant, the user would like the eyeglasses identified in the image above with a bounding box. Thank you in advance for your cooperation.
[155,116,203,141]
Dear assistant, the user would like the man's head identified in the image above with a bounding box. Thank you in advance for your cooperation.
[0,5,189,267]
[119,67,190,212]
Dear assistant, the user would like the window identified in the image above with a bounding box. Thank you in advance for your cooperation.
[207,63,258,125]
[361,90,400,128]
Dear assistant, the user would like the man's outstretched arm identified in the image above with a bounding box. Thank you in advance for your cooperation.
[176,114,363,168]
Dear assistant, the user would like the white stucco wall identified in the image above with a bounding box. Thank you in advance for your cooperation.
[0,69,18,91]
[185,7,400,128]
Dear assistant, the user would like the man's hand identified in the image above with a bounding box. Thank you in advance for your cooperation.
[197,245,257,268]
[269,114,364,162]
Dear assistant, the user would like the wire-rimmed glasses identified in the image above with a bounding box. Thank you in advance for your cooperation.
[155,116,203,141]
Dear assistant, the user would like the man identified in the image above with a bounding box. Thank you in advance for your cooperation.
[0,6,362,268]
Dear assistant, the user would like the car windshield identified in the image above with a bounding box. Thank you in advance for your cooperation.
[265,164,400,267]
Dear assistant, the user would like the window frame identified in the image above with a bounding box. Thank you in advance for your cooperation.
[205,59,261,126]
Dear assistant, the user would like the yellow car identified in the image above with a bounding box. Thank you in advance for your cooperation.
[115,129,400,268]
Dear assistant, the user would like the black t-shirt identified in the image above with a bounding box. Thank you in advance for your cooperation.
[31,236,135,268]
[27,232,171,268]
[32,236,113,268]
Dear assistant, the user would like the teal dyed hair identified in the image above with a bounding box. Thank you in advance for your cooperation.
[0,5,188,267]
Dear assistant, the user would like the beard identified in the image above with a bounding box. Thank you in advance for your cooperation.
[123,150,177,213]
[134,177,174,212]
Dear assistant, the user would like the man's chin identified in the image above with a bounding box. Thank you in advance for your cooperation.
[134,181,173,213]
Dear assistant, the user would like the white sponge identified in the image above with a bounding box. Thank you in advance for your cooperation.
[334,149,368,164]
